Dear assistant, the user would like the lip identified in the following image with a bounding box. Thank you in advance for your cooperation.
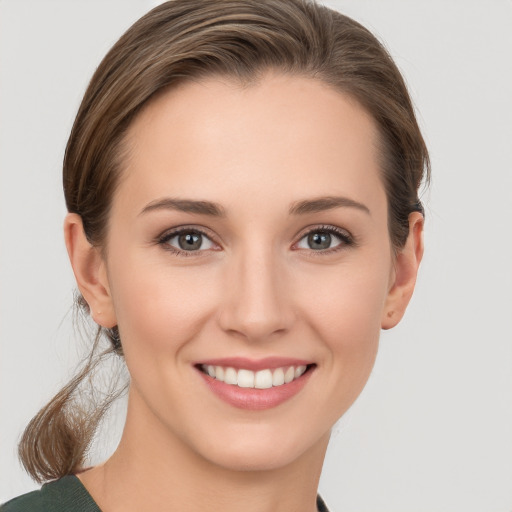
[194,358,316,411]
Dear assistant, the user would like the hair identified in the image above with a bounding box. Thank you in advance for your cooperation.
[19,0,430,482]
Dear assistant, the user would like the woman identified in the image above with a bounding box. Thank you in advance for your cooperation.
[1,0,429,510]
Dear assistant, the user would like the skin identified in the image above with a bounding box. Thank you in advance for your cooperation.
[65,72,423,512]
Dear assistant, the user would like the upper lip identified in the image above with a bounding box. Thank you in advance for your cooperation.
[194,357,314,372]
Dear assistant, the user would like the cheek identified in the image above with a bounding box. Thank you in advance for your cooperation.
[298,261,388,336]
[294,266,388,423]
[293,254,391,375]
[107,256,219,358]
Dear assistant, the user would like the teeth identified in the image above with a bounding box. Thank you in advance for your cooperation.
[201,364,309,389]
[254,369,273,389]
[284,366,295,384]
[224,367,237,385]
[215,366,224,381]
[272,368,285,386]
[237,369,255,388]
[295,365,307,378]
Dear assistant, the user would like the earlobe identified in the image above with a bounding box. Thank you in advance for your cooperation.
[381,212,424,330]
[64,213,117,328]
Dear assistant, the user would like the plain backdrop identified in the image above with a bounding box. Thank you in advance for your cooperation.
[1,1,511,511]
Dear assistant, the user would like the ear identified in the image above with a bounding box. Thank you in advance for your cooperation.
[64,213,117,328]
[381,212,424,330]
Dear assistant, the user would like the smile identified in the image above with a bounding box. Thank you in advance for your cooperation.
[195,358,316,410]
[200,364,308,389]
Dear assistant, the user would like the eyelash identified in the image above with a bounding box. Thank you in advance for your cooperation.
[157,225,356,257]
[157,227,216,257]
[294,225,356,256]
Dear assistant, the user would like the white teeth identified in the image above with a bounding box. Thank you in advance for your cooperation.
[224,367,237,385]
[215,366,224,380]
[254,369,273,389]
[272,368,285,386]
[295,365,307,378]
[202,364,310,389]
[284,366,295,384]
[237,369,254,388]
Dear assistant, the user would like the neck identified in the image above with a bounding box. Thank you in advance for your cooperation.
[80,387,329,512]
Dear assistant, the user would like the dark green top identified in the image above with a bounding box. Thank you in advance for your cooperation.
[1,475,330,511]
[0,476,100,512]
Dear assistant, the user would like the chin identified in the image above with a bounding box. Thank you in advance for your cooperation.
[191,424,330,473]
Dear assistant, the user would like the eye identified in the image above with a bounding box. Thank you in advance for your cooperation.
[159,228,216,254]
[295,226,354,252]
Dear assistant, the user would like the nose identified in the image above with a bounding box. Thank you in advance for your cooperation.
[217,244,295,342]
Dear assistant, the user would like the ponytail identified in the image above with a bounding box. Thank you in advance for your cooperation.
[18,311,126,483]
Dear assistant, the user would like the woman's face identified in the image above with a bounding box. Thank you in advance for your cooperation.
[99,73,399,471]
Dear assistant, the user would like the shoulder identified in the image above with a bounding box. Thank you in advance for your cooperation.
[1,475,101,512]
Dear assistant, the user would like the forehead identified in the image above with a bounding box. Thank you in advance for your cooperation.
[117,72,384,216]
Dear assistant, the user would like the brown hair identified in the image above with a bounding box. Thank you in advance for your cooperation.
[19,0,430,482]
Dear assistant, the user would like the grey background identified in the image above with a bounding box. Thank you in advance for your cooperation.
[1,1,511,510]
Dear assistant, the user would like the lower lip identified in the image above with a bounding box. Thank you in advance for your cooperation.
[197,367,314,410]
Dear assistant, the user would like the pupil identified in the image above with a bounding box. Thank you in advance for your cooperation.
[308,232,331,250]
[178,232,201,250]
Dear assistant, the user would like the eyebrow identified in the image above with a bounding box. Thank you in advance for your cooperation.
[139,197,226,217]
[289,196,370,215]
[139,195,370,218]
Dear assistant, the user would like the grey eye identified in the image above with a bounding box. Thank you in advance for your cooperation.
[296,228,349,251]
[307,232,332,250]
[178,232,202,250]
[165,231,214,252]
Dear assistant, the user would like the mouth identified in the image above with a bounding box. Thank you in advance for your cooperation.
[197,363,313,389]
[194,358,316,410]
